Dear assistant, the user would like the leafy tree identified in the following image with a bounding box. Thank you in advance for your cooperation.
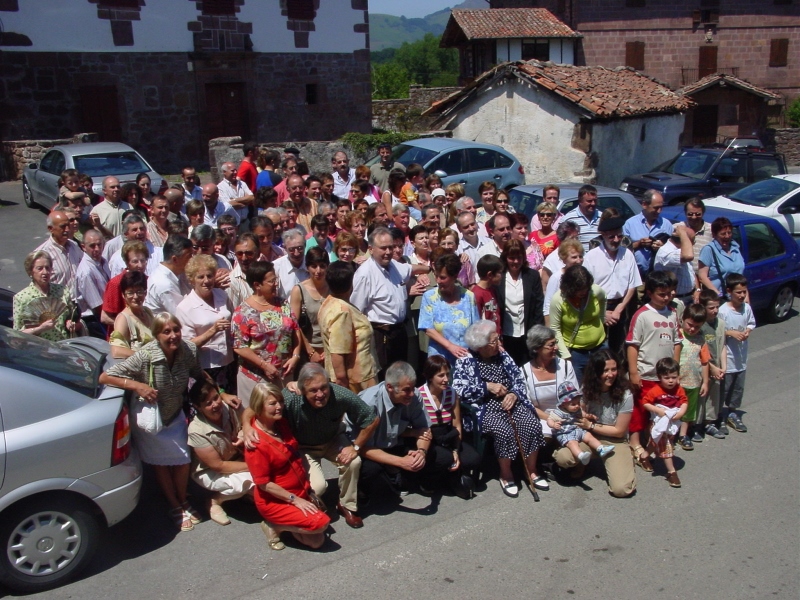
[394,33,459,87]
[787,97,800,128]
[372,62,411,99]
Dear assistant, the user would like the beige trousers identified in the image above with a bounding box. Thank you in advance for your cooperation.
[301,433,361,512]
[553,436,637,498]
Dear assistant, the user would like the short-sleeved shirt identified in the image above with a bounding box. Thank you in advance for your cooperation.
[90,199,132,238]
[639,382,688,410]
[175,288,233,369]
[623,214,674,275]
[563,206,601,251]
[282,384,376,447]
[418,287,479,365]
[12,282,73,341]
[226,261,254,312]
[689,220,714,272]
[144,263,190,315]
[679,332,711,389]
[349,257,412,325]
[231,302,299,380]
[318,296,378,386]
[350,383,429,450]
[700,316,726,368]
[35,236,84,296]
[654,241,695,296]
[109,241,163,277]
[218,178,252,223]
[273,256,309,302]
[698,240,745,294]
[583,244,642,300]
[333,168,357,199]
[75,252,110,315]
[204,199,241,227]
[188,403,241,479]
[584,390,634,426]
[626,303,682,381]
[237,160,258,192]
[718,301,755,372]
[471,284,501,333]
[370,161,405,193]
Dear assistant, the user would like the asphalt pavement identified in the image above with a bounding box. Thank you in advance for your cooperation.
[0,179,798,600]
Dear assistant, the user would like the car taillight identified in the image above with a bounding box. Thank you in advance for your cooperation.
[518,165,525,175]
[111,404,131,466]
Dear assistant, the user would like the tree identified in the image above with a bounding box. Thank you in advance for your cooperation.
[372,62,411,99]
[393,33,459,87]
[787,97,800,128]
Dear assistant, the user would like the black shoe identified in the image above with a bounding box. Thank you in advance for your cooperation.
[679,436,694,451]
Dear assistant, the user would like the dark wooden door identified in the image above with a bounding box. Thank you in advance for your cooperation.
[693,105,719,145]
[79,86,122,141]
[204,82,248,140]
[698,46,718,79]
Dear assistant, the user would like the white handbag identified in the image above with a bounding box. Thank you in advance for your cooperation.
[134,354,163,434]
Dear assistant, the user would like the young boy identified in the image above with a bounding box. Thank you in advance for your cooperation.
[626,271,683,471]
[640,358,688,488]
[676,304,710,450]
[718,273,755,433]
[470,255,504,334]
[698,289,727,439]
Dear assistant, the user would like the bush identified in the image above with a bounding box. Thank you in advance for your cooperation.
[787,97,800,128]
[339,132,420,157]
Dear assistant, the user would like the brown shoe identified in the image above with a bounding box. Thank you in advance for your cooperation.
[336,503,364,528]
[666,471,682,488]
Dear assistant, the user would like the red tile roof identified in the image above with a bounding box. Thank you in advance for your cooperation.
[678,73,782,101]
[441,8,581,47]
[425,61,694,120]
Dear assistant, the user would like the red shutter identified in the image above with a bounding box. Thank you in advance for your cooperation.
[769,39,789,67]
[625,41,645,71]
[698,45,718,78]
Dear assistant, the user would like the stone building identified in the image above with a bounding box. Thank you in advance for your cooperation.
[423,60,693,188]
[489,0,799,106]
[0,0,372,175]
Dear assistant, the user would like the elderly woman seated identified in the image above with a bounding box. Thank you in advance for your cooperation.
[451,320,548,497]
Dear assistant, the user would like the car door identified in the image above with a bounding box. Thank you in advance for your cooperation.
[773,189,800,236]
[464,148,501,198]
[427,149,468,190]
[709,155,747,198]
[738,221,791,312]
[34,149,65,207]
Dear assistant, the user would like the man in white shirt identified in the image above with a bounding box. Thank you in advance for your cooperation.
[106,214,163,276]
[450,197,488,238]
[181,166,203,202]
[273,228,309,302]
[456,212,489,284]
[331,151,356,199]
[202,182,240,227]
[144,235,193,315]
[227,233,258,309]
[477,213,512,260]
[90,176,132,239]
[563,185,601,251]
[583,216,642,354]
[35,210,83,296]
[217,162,255,224]
[654,222,696,302]
[74,229,110,338]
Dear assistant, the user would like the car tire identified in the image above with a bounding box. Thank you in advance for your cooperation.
[768,284,795,323]
[0,496,101,593]
[22,177,37,209]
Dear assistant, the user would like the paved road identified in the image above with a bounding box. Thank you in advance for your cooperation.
[0,179,798,600]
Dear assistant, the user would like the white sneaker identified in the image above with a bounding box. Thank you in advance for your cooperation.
[598,445,616,458]
[578,451,592,465]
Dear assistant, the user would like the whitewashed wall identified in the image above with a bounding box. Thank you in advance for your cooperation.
[0,0,366,53]
[592,114,685,188]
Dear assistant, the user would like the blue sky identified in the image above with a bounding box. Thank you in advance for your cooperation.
[369,0,459,18]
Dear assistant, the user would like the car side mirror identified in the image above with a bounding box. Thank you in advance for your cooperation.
[708,177,720,186]
[28,163,38,170]
[434,169,448,178]
[778,204,800,215]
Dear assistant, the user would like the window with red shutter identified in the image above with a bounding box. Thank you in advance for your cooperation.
[625,41,645,71]
[769,39,789,67]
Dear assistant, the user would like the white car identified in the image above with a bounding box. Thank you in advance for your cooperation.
[703,174,800,237]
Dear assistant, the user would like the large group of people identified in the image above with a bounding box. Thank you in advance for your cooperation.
[13,145,755,551]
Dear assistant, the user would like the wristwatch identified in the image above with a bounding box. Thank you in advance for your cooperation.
[288,494,296,504]
[352,444,360,452]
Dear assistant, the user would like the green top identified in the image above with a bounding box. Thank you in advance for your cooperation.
[12,282,73,342]
[282,383,376,447]
[549,283,607,359]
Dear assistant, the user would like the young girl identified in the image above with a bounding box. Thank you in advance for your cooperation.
[548,382,615,465]
[640,357,688,488]
[417,355,480,499]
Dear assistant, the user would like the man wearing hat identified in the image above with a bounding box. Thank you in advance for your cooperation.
[583,213,641,354]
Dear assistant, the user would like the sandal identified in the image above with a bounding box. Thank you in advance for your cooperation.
[182,501,202,524]
[632,445,653,472]
[209,503,231,526]
[261,521,285,551]
[170,507,194,532]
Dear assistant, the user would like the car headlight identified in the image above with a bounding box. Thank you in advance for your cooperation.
[619,183,628,192]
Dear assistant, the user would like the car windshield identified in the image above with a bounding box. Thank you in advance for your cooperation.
[508,188,543,219]
[73,152,151,178]
[656,151,716,180]
[391,144,438,167]
[727,178,800,207]
[0,327,100,396]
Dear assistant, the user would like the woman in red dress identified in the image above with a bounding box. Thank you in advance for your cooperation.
[244,382,330,550]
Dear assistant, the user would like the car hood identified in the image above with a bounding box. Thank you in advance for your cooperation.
[624,172,700,188]
[703,196,762,213]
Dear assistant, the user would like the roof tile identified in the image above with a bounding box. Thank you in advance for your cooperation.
[678,73,782,100]
[448,8,581,40]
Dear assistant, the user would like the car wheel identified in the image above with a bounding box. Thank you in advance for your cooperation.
[22,177,37,209]
[0,497,101,593]
[768,284,795,323]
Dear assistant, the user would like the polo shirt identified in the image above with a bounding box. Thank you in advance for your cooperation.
[623,214,674,275]
[349,257,411,325]
[237,159,257,192]
[698,240,745,294]
[273,255,309,302]
[583,244,642,300]
[90,199,132,238]
[370,161,405,193]
[144,263,191,314]
[563,207,601,252]
[217,178,252,223]
[75,252,111,315]
[349,382,429,450]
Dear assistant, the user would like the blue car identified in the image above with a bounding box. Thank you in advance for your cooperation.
[661,206,800,322]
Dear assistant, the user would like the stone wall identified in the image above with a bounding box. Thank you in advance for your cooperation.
[764,128,800,166]
[373,85,461,132]
[1,133,99,181]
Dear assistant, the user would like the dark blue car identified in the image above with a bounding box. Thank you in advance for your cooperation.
[662,206,800,322]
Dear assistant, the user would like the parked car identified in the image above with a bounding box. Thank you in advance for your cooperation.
[22,142,164,209]
[661,206,800,322]
[0,327,142,593]
[508,183,642,222]
[619,147,787,206]
[366,137,525,200]
[0,288,12,328]
[702,175,800,237]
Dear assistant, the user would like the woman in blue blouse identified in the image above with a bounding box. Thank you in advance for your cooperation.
[697,217,745,298]
[418,253,480,366]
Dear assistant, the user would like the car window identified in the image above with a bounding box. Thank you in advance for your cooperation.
[391,144,438,168]
[743,222,785,263]
[496,152,513,168]
[72,152,150,177]
[712,157,746,183]
[751,156,783,181]
[728,178,800,207]
[429,150,466,176]
[466,148,497,172]
[39,150,59,174]
[508,189,542,219]
[658,151,716,179]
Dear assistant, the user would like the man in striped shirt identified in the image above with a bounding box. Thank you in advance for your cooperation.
[563,185,601,252]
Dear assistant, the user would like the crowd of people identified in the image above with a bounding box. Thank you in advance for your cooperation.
[13,143,755,551]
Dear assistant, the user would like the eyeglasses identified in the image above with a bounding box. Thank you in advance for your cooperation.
[192,244,213,251]
[124,290,146,297]
[286,246,304,254]
[495,199,509,204]
[539,213,555,218]
[235,250,256,258]
[487,338,501,346]
[542,342,558,349]
[338,247,357,254]
[686,212,703,217]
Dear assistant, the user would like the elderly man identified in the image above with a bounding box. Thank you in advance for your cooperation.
[583,215,642,354]
[273,156,299,204]
[227,233,259,308]
[285,174,317,231]
[74,228,110,338]
[682,198,714,272]
[263,207,287,244]
[106,214,163,276]
[250,216,285,262]
[165,187,189,225]
[35,210,83,295]
[273,228,309,301]
[146,195,171,247]
[349,362,454,500]
[563,184,601,251]
[451,197,488,237]
[654,222,696,303]
[90,176,131,239]
[370,143,404,193]
[243,364,379,528]
[144,235,193,314]
[181,166,203,202]
[623,189,673,279]
[350,228,429,375]
[218,214,238,264]
[331,151,356,199]
[456,211,489,282]
[202,182,240,227]
[477,213,512,259]
[218,162,254,224]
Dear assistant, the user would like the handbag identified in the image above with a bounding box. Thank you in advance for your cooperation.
[134,353,163,434]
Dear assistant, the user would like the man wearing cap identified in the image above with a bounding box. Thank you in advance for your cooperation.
[623,189,673,279]
[583,215,641,354]
[370,143,405,194]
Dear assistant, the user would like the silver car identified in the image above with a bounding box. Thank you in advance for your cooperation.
[508,183,642,221]
[0,327,142,593]
[22,142,164,209]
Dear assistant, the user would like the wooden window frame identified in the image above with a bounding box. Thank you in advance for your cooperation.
[769,38,789,67]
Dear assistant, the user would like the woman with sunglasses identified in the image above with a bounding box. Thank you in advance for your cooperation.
[109,270,154,359]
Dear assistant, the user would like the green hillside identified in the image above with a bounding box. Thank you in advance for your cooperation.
[369,9,451,51]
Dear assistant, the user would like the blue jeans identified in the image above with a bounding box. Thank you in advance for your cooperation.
[568,341,608,385]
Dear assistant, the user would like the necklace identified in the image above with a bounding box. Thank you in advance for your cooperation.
[251,295,276,308]
[255,420,281,438]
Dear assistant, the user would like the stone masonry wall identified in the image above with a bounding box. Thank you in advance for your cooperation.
[764,128,800,167]
[1,133,98,181]
[372,85,461,132]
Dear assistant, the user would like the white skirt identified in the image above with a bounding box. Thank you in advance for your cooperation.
[132,413,190,466]
[193,471,254,499]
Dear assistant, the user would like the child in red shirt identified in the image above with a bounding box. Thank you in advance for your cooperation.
[470,255,504,334]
